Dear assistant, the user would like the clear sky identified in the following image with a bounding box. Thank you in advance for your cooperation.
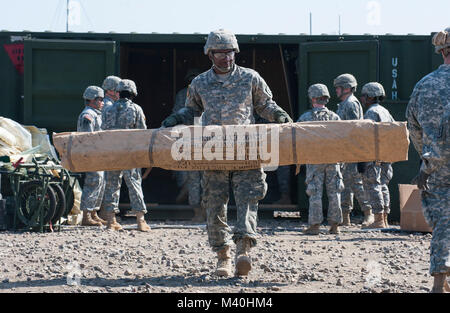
[0,0,448,35]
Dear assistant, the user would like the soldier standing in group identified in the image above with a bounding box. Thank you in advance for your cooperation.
[101,79,151,232]
[77,86,107,227]
[161,29,293,277]
[97,75,122,220]
[299,84,344,235]
[333,73,373,226]
[406,28,450,293]
[171,69,206,223]
[359,82,395,229]
[102,75,121,108]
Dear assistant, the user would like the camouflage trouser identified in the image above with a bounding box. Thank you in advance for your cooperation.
[174,170,187,188]
[380,163,393,214]
[341,163,371,213]
[422,176,450,275]
[80,171,105,211]
[187,171,202,206]
[201,169,267,252]
[276,165,291,194]
[305,164,344,225]
[174,170,202,205]
[103,168,147,214]
[362,163,386,214]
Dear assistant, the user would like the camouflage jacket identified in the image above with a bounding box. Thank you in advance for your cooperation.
[77,106,102,132]
[364,103,394,123]
[406,64,450,175]
[177,64,285,126]
[103,95,115,109]
[297,107,340,122]
[421,103,450,174]
[101,98,147,130]
[336,94,364,120]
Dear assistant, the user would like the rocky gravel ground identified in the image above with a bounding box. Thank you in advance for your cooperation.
[0,215,435,294]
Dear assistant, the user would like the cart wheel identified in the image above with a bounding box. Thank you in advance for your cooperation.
[62,180,75,217]
[18,181,57,228]
[51,184,66,225]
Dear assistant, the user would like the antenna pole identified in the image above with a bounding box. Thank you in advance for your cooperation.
[66,0,69,32]
[339,15,341,35]
[309,12,312,35]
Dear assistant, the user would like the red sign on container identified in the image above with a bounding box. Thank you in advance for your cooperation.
[4,43,24,75]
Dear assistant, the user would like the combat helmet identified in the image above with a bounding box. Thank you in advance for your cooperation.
[83,86,104,100]
[102,76,121,91]
[361,82,385,98]
[204,29,240,55]
[308,84,330,99]
[432,27,450,54]
[333,73,358,89]
[116,79,138,96]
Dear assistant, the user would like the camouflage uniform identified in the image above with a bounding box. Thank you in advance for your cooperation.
[336,94,372,214]
[253,114,291,201]
[172,86,202,207]
[102,75,121,109]
[103,95,115,108]
[77,105,105,212]
[298,107,344,225]
[102,97,147,214]
[276,165,291,196]
[176,64,287,252]
[363,103,395,214]
[406,63,450,275]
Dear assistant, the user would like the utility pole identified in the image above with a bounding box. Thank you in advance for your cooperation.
[309,12,312,35]
[339,15,341,35]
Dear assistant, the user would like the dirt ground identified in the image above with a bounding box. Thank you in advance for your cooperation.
[0,214,436,294]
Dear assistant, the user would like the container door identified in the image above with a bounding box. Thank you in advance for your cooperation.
[298,40,378,114]
[24,39,116,133]
[296,40,379,217]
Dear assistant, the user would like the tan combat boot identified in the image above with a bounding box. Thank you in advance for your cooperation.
[302,224,320,235]
[340,212,351,226]
[136,211,151,232]
[91,211,107,226]
[235,238,252,276]
[81,210,102,226]
[362,209,374,227]
[329,223,340,234]
[362,213,386,229]
[106,211,123,231]
[216,246,232,277]
[431,273,448,293]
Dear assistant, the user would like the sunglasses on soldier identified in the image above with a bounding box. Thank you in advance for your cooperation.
[212,50,235,59]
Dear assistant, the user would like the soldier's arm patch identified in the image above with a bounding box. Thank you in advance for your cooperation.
[83,114,93,122]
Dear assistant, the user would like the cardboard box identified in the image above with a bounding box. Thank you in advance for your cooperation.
[399,184,432,233]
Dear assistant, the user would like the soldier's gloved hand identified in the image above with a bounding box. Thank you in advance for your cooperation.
[161,114,182,128]
[274,111,293,123]
[357,162,369,174]
[417,170,430,191]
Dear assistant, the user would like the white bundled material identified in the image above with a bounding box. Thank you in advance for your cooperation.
[0,117,32,155]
